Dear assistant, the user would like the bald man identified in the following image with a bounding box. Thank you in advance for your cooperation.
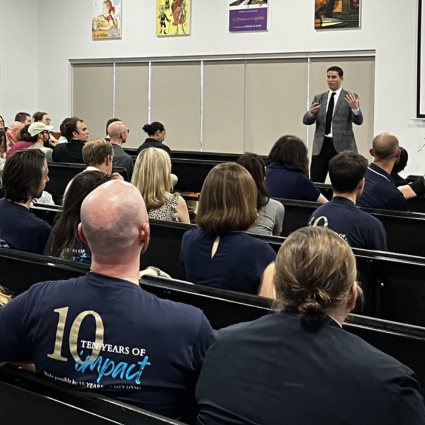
[0,180,214,423]
[357,133,408,211]
[6,121,24,148]
[107,120,134,179]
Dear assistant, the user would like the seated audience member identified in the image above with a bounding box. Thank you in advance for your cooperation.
[53,117,89,163]
[57,117,73,144]
[6,124,33,157]
[0,180,214,423]
[47,171,109,263]
[236,152,285,236]
[357,133,408,211]
[105,117,121,141]
[132,147,189,223]
[0,149,51,254]
[108,120,134,179]
[180,163,276,297]
[5,121,24,148]
[390,147,425,196]
[265,135,328,203]
[308,151,387,251]
[0,285,11,306]
[137,121,172,157]
[32,111,58,146]
[26,122,54,161]
[14,112,32,126]
[195,227,425,425]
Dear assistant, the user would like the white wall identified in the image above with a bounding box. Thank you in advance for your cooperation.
[0,0,39,124]
[33,0,425,175]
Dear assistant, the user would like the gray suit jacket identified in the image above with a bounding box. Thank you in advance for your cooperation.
[303,89,363,156]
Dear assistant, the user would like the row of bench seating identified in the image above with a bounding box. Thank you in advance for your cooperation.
[26,205,425,328]
[1,248,425,395]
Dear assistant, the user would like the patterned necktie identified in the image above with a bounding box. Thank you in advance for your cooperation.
[325,92,336,135]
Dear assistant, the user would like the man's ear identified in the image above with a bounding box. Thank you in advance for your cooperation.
[73,131,78,139]
[139,222,150,245]
[78,223,88,244]
[369,148,375,158]
[105,155,111,166]
[358,178,365,191]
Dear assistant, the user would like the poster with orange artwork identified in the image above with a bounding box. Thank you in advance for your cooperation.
[156,0,191,36]
[92,0,121,40]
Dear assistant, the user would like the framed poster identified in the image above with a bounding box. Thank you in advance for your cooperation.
[156,0,191,36]
[229,0,268,33]
[92,0,121,40]
[418,0,425,117]
[315,0,360,30]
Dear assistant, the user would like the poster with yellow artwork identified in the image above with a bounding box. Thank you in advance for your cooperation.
[92,0,121,40]
[156,0,190,36]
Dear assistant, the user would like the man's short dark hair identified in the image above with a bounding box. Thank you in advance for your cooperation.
[32,111,47,122]
[106,118,121,136]
[327,66,344,78]
[63,117,83,141]
[59,117,75,135]
[3,149,46,203]
[14,112,31,123]
[329,151,368,193]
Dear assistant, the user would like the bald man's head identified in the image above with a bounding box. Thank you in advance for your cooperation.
[371,133,400,161]
[79,180,149,262]
[108,121,127,140]
[7,121,25,142]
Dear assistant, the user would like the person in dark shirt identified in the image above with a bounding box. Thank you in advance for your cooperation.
[0,149,51,254]
[357,133,416,211]
[195,227,425,425]
[308,151,387,251]
[107,120,134,179]
[137,121,172,157]
[47,171,110,263]
[53,117,89,163]
[0,180,214,423]
[265,135,328,203]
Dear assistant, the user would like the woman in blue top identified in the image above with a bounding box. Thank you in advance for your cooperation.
[180,163,276,297]
[266,135,328,203]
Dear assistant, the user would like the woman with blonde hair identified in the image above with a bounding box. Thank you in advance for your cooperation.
[180,162,276,296]
[132,147,189,223]
[195,226,425,425]
[0,285,11,305]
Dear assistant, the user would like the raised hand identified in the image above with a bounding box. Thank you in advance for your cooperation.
[310,102,321,114]
[345,92,360,109]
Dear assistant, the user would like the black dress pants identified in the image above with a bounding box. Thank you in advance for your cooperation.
[310,137,338,183]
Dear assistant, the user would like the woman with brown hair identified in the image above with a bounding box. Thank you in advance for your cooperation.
[195,226,425,425]
[180,162,276,296]
[266,135,328,203]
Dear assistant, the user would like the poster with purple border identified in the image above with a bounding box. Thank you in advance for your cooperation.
[229,0,268,33]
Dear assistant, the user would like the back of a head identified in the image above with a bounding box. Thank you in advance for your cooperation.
[108,121,126,139]
[372,133,399,161]
[60,117,75,135]
[83,138,112,167]
[32,111,47,122]
[14,112,30,124]
[196,162,258,237]
[236,152,269,210]
[392,146,408,174]
[142,121,164,136]
[81,180,148,259]
[19,124,38,143]
[51,171,110,258]
[3,149,46,203]
[267,135,309,175]
[329,151,368,193]
[131,147,171,211]
[106,118,121,136]
[63,117,82,140]
[274,226,356,324]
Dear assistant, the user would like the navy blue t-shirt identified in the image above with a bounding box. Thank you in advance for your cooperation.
[266,162,320,201]
[308,197,388,251]
[357,163,408,211]
[0,272,215,422]
[180,228,276,294]
[0,198,51,254]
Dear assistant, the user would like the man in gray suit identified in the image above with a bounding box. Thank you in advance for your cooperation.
[303,66,363,182]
